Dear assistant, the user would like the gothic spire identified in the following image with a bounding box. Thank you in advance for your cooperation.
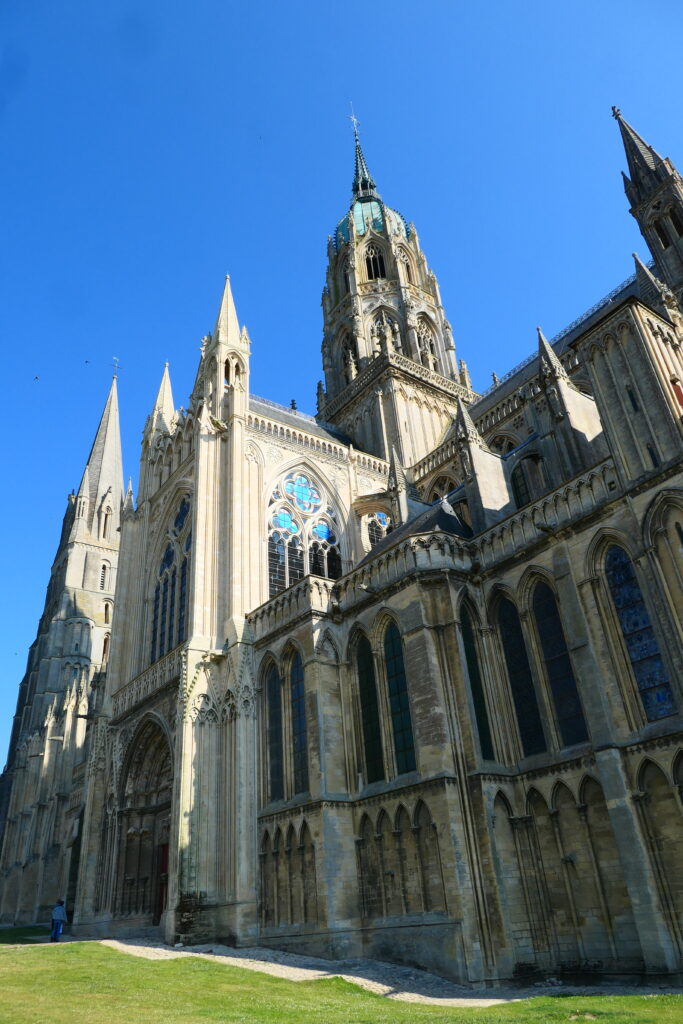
[351,118,377,198]
[71,376,124,538]
[612,107,670,206]
[537,327,568,380]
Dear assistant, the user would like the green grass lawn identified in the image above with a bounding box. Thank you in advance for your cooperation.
[0,939,681,1024]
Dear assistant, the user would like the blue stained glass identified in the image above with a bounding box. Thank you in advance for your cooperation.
[312,521,332,541]
[160,545,175,573]
[174,498,190,533]
[272,509,299,534]
[284,473,322,515]
[605,545,676,721]
[185,531,192,552]
[376,512,389,527]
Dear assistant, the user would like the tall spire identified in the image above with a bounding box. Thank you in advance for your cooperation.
[350,113,377,197]
[612,106,670,206]
[72,376,124,538]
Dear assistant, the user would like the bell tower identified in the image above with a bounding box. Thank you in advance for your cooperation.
[317,122,473,465]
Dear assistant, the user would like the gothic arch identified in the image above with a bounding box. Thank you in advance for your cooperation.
[517,565,557,613]
[642,488,683,547]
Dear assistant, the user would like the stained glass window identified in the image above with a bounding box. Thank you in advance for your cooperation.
[384,623,416,774]
[167,569,177,654]
[267,472,341,596]
[159,576,169,657]
[174,498,190,534]
[290,653,308,794]
[460,606,495,760]
[497,598,547,756]
[178,558,188,643]
[151,584,160,663]
[284,473,322,515]
[357,635,384,783]
[366,511,391,549]
[266,664,284,801]
[604,545,676,721]
[532,583,588,747]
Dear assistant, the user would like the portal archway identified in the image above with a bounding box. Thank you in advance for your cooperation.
[117,720,173,924]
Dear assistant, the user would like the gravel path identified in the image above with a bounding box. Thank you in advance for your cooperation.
[97,938,681,1008]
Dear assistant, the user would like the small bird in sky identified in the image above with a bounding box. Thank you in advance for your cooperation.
[33,376,39,381]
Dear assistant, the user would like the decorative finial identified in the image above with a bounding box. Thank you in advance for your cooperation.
[112,356,120,377]
[348,102,360,142]
[611,105,621,120]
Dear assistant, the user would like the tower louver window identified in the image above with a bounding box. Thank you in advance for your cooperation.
[365,243,385,280]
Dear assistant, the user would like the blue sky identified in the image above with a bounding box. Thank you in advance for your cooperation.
[1,0,682,760]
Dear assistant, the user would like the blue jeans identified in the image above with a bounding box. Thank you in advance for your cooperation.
[51,919,63,941]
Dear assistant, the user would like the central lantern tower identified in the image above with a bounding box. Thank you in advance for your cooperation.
[318,124,474,465]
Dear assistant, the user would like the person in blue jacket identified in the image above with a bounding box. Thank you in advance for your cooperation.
[50,900,68,942]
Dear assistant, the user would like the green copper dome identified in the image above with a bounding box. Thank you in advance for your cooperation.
[335,197,409,248]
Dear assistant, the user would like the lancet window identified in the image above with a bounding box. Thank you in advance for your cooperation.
[262,651,309,804]
[356,634,384,783]
[396,246,412,283]
[417,318,439,371]
[267,471,342,598]
[460,605,495,760]
[497,597,547,756]
[604,544,676,721]
[384,623,416,774]
[149,498,192,665]
[532,583,588,747]
[365,243,386,280]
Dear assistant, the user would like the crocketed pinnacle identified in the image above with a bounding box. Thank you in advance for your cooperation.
[612,106,669,205]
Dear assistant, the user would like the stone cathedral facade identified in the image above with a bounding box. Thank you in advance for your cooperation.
[1,112,683,984]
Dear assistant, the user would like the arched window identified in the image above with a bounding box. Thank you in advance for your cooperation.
[497,597,546,756]
[366,511,391,549]
[104,602,111,625]
[341,260,350,295]
[383,622,416,774]
[511,455,546,509]
[396,246,412,283]
[491,435,516,455]
[428,475,456,502]
[417,318,438,371]
[604,545,676,721]
[102,507,112,540]
[149,501,192,665]
[670,208,683,237]
[654,218,671,248]
[365,243,386,280]
[268,472,342,597]
[357,635,384,783]
[102,633,110,663]
[460,606,494,760]
[100,562,110,591]
[532,583,588,747]
[266,664,284,801]
[290,653,308,794]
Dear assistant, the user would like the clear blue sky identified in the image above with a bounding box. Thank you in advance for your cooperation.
[2,0,682,761]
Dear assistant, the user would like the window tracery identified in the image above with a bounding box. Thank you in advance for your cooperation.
[604,545,676,721]
[497,597,546,756]
[428,475,456,502]
[149,498,192,664]
[532,583,588,747]
[365,243,386,280]
[396,246,412,283]
[267,472,342,598]
[416,318,439,371]
[365,511,391,549]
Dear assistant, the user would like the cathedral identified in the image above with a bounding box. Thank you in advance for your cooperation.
[1,110,683,985]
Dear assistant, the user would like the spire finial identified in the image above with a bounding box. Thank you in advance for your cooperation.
[611,105,621,120]
[112,355,120,378]
[348,105,377,197]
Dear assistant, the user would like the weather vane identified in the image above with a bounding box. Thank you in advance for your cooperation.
[112,356,120,377]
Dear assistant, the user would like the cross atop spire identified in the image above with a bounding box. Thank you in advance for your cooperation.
[349,107,378,198]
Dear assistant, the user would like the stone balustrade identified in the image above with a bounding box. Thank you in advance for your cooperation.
[111,645,184,718]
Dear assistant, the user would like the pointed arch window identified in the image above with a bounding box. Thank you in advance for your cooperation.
[365,511,391,549]
[460,606,494,760]
[428,475,456,502]
[383,623,416,774]
[290,653,308,794]
[532,583,588,747]
[356,635,384,783]
[100,562,110,591]
[511,455,546,509]
[365,243,386,281]
[604,545,676,721]
[669,208,683,237]
[497,597,546,756]
[396,246,412,284]
[267,472,342,598]
[266,664,284,802]
[654,218,671,248]
[149,500,192,665]
[417,319,439,371]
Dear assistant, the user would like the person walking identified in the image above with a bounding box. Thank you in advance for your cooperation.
[50,900,68,942]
